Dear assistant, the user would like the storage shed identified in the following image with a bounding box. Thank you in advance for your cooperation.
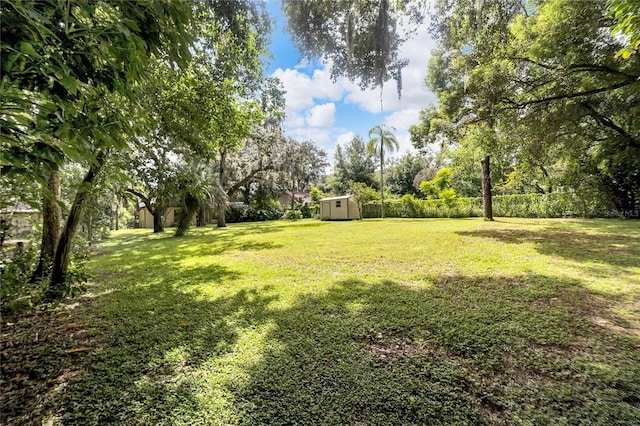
[319,195,360,221]
[0,202,41,236]
[137,207,199,228]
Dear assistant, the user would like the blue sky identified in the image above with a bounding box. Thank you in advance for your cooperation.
[263,1,438,167]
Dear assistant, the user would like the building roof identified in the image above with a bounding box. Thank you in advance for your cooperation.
[0,202,39,214]
[320,195,353,201]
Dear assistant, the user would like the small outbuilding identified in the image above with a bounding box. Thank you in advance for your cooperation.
[0,202,41,236]
[319,195,360,221]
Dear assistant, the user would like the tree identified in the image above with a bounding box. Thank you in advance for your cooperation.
[1,0,198,297]
[1,0,273,296]
[1,0,193,181]
[123,0,270,236]
[419,168,453,199]
[413,0,640,215]
[282,0,427,101]
[348,182,379,219]
[31,171,61,281]
[174,160,226,237]
[481,156,493,221]
[278,139,328,209]
[386,152,429,196]
[333,135,377,194]
[216,77,286,227]
[125,140,181,234]
[367,124,399,218]
[609,0,640,59]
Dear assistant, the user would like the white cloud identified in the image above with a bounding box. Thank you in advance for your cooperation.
[273,68,315,110]
[273,67,344,112]
[385,108,421,131]
[392,130,416,157]
[271,13,438,164]
[336,131,356,146]
[306,103,336,127]
[289,127,333,146]
[341,22,438,114]
[287,111,306,127]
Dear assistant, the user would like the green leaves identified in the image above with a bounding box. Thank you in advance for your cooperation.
[18,41,39,58]
[608,0,640,59]
[417,0,640,215]
[282,0,426,92]
[1,0,199,182]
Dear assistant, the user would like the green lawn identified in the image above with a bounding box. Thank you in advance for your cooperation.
[3,218,640,425]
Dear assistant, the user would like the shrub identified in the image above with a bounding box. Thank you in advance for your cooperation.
[400,194,423,217]
[0,238,40,312]
[282,209,303,221]
[226,201,286,223]
[1,223,92,312]
[362,192,621,219]
[300,204,312,219]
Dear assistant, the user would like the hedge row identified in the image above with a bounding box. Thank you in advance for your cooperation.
[362,193,623,219]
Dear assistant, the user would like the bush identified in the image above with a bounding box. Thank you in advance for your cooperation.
[362,192,621,219]
[0,217,101,311]
[226,201,285,223]
[0,239,40,312]
[282,209,303,221]
[300,204,312,219]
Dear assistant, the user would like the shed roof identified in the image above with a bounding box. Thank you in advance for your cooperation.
[320,195,353,201]
[0,202,39,214]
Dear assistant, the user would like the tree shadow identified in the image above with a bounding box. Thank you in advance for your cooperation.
[99,231,283,279]
[0,268,279,425]
[4,273,639,424]
[232,276,640,425]
[456,226,640,270]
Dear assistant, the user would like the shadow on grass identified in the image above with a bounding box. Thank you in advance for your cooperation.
[457,226,640,270]
[50,280,276,425]
[7,273,637,425]
[97,233,283,283]
[232,276,640,425]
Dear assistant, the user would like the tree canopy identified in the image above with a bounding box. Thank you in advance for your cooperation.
[410,0,640,215]
[0,0,194,181]
[282,0,427,96]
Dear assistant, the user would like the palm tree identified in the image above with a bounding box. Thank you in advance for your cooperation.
[367,124,399,218]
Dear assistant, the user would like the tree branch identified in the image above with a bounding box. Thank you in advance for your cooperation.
[506,77,640,107]
[581,102,640,148]
[226,169,262,197]
[511,57,638,79]
[125,188,153,214]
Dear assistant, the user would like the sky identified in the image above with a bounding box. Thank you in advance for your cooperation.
[263,1,438,167]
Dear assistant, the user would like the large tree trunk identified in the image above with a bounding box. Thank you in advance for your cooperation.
[217,149,227,228]
[481,155,494,221]
[87,210,93,245]
[114,191,120,231]
[126,189,163,233]
[380,147,385,218]
[175,193,199,237]
[217,206,226,227]
[196,206,206,227]
[32,170,61,281]
[48,154,105,298]
[152,208,164,233]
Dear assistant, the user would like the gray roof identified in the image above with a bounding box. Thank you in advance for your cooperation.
[0,202,39,214]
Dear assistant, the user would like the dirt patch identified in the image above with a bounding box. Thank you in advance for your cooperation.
[365,333,425,361]
[590,315,640,338]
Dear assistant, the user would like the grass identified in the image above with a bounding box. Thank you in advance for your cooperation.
[1,218,639,425]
